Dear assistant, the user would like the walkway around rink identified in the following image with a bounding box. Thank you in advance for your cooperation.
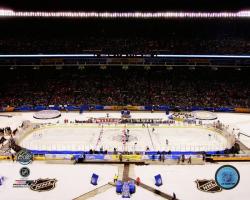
[73,183,114,200]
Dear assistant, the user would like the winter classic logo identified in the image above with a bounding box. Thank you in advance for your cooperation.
[16,149,33,165]
[30,178,57,192]
[195,179,222,193]
[215,165,240,190]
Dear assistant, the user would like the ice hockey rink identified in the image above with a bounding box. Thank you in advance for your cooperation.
[1,111,250,151]
[19,125,228,152]
[1,111,250,200]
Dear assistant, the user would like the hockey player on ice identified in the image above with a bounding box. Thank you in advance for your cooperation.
[125,130,129,142]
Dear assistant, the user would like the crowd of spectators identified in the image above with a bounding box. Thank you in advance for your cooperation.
[0,126,22,155]
[0,68,249,108]
[1,19,250,55]
[0,37,250,55]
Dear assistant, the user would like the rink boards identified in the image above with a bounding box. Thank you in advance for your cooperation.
[18,123,229,152]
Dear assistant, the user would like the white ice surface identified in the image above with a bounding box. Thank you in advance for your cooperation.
[19,126,227,152]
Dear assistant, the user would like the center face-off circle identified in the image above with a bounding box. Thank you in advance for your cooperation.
[112,135,138,143]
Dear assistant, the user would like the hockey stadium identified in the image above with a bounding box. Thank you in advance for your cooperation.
[1,1,250,200]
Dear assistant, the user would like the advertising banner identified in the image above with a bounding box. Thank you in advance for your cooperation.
[103,106,144,111]
[112,154,142,161]
[235,108,250,113]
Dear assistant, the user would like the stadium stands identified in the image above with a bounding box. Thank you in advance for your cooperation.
[0,67,249,108]
[0,19,250,55]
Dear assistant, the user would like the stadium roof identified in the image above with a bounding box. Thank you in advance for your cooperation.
[2,10,250,19]
[1,0,250,12]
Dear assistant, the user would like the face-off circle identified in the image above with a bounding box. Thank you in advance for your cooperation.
[192,111,217,120]
[112,135,138,143]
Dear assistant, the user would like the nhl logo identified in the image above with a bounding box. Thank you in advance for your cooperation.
[195,179,222,193]
[30,178,57,192]
[19,167,30,178]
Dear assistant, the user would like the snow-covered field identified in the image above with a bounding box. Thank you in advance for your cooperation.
[0,161,249,200]
[215,113,250,148]
[133,163,250,200]
[0,161,117,200]
[1,111,250,133]
[88,186,167,200]
[1,111,167,130]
